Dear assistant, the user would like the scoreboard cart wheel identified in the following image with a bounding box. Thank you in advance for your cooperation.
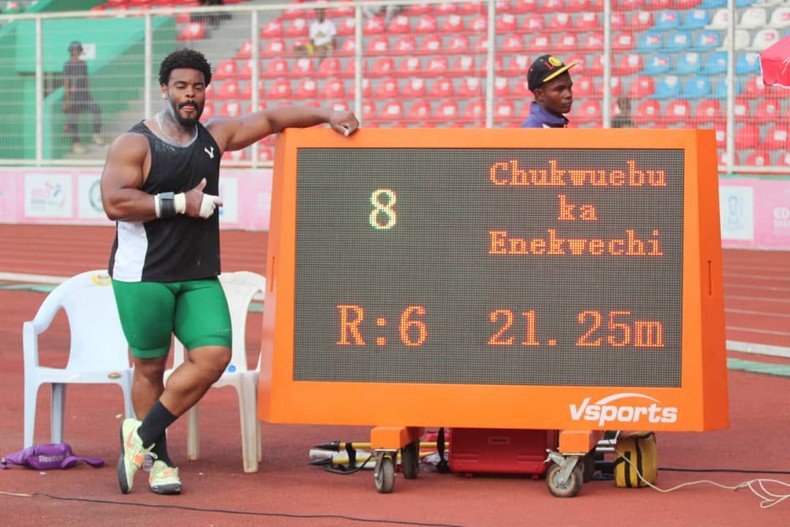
[401,441,419,480]
[546,463,583,498]
[374,452,396,493]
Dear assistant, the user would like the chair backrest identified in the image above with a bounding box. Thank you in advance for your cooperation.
[30,270,129,371]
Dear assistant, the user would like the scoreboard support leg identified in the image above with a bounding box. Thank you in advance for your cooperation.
[544,430,605,498]
[370,426,424,494]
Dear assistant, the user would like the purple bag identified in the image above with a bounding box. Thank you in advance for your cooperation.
[2,443,104,470]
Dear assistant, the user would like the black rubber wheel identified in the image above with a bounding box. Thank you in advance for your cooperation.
[546,463,583,498]
[375,456,395,493]
[401,442,419,480]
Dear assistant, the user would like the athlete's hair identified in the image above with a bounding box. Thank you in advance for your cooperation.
[158,48,212,87]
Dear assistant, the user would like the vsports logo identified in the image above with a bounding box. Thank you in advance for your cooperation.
[569,393,678,427]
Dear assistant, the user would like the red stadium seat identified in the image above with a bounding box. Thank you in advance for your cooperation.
[336,17,355,36]
[575,100,602,124]
[200,101,215,122]
[392,35,417,55]
[414,14,438,34]
[213,59,238,81]
[526,33,552,52]
[295,78,318,99]
[420,35,444,54]
[745,151,771,167]
[576,12,599,31]
[424,56,449,77]
[235,39,255,60]
[496,13,518,33]
[260,18,283,39]
[380,101,404,120]
[241,82,265,101]
[462,99,485,123]
[290,58,315,78]
[694,99,722,124]
[631,10,654,31]
[219,100,243,118]
[763,126,788,150]
[434,100,460,123]
[743,76,766,99]
[257,147,274,163]
[511,77,530,97]
[388,15,411,34]
[504,54,530,77]
[441,14,465,33]
[467,15,488,33]
[608,77,623,98]
[494,100,517,125]
[407,100,432,122]
[402,78,427,98]
[494,77,510,97]
[404,2,431,16]
[178,22,205,41]
[542,0,564,12]
[512,0,539,13]
[367,35,390,55]
[457,77,483,98]
[461,1,486,15]
[734,97,750,121]
[435,2,458,15]
[522,13,545,31]
[329,101,349,113]
[612,32,635,51]
[582,32,604,51]
[573,77,596,98]
[450,55,476,77]
[628,76,655,99]
[370,57,395,78]
[267,78,292,99]
[236,60,259,81]
[375,77,400,99]
[734,124,761,150]
[611,11,627,30]
[261,38,286,58]
[338,37,357,56]
[320,78,346,100]
[614,53,644,76]
[547,13,572,32]
[429,77,454,98]
[634,99,661,124]
[555,34,578,52]
[361,100,376,122]
[349,78,372,98]
[215,80,240,100]
[778,152,790,168]
[473,36,490,54]
[342,58,367,79]
[317,57,341,78]
[501,34,524,53]
[447,35,472,53]
[479,55,504,76]
[396,57,422,77]
[284,18,308,38]
[665,99,691,124]
[754,99,781,123]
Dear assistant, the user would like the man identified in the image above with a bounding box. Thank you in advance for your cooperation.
[100,48,358,495]
[307,7,337,57]
[63,41,104,154]
[521,54,578,129]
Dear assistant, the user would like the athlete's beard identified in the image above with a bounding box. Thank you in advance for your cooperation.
[171,101,202,127]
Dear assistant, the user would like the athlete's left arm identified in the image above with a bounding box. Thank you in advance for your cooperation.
[207,106,359,152]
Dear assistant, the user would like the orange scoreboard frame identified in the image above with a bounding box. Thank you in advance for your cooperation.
[258,128,728,433]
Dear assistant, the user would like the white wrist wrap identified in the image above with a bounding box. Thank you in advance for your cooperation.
[153,194,161,218]
[174,193,186,214]
[199,193,222,218]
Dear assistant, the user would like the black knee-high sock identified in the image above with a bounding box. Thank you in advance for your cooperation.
[138,401,177,449]
[150,433,174,467]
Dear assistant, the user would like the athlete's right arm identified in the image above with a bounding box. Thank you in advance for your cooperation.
[100,133,156,222]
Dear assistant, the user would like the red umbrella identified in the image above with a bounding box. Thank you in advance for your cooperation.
[760,34,790,88]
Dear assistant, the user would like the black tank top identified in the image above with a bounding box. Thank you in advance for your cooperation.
[109,120,222,282]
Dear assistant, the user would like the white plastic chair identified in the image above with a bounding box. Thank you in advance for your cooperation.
[23,269,135,448]
[165,271,265,473]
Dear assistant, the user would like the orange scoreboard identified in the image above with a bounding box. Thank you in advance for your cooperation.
[258,128,729,432]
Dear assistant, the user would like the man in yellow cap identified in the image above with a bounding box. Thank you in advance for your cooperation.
[521,54,578,128]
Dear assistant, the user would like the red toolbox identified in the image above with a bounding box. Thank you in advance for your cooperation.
[448,428,558,476]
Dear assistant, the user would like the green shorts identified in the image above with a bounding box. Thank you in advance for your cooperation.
[112,278,232,359]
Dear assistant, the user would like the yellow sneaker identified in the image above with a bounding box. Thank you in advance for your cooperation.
[117,418,154,494]
[149,460,182,495]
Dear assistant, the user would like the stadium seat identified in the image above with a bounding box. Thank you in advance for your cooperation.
[450,55,477,77]
[392,35,417,55]
[611,11,628,30]
[652,76,680,99]
[367,35,390,55]
[736,53,760,75]
[541,0,564,13]
[349,78,372,98]
[575,100,602,125]
[754,99,782,123]
[743,76,766,99]
[614,53,644,75]
[241,82,265,101]
[342,58,367,79]
[435,2,458,15]
[493,77,509,98]
[414,14,438,34]
[547,13,572,32]
[320,78,346,100]
[441,14,465,33]
[556,34,579,52]
[402,78,427,98]
[527,33,553,53]
[290,58,315,78]
[711,78,740,99]
[496,13,518,33]
[219,100,243,118]
[260,18,283,39]
[420,35,444,54]
[763,126,788,150]
[733,97,750,121]
[628,76,655,98]
[682,75,711,99]
[474,36,490,54]
[734,124,760,150]
[501,34,524,54]
[744,151,771,168]
[447,35,472,53]
[574,77,597,98]
[213,59,238,81]
[586,55,605,76]
[216,79,240,100]
[768,7,790,29]
[424,56,449,77]
[505,55,530,77]
[611,32,635,51]
[328,3,353,18]
[317,57,341,78]
[237,60,260,81]
[479,55,504,76]
[693,99,722,124]
[739,7,767,29]
[363,16,386,35]
[338,37,357,56]
[750,29,780,51]
[407,100,432,123]
[222,149,247,163]
[494,100,517,125]
[644,54,671,75]
[702,52,727,76]
[577,12,599,31]
[647,0,673,9]
[327,100,349,114]
[388,15,411,34]
[336,17,356,36]
[295,78,318,99]
[404,2,432,16]
[267,78,292,99]
[675,52,701,76]
[664,99,691,124]
[665,31,691,52]
[370,57,395,78]
[434,100,460,124]
[709,8,730,29]
[778,152,790,168]
[462,99,485,124]
[461,1,486,15]
[178,22,205,41]
[511,77,530,98]
[396,57,422,77]
[457,77,483,98]
[637,31,663,52]
[200,101,215,122]
[512,0,539,13]
[235,39,255,60]
[721,29,751,50]
[634,99,661,124]
[375,77,400,99]
[261,38,286,58]
[380,101,404,121]
[264,58,288,78]
[467,14,488,33]
[610,74,624,97]
[682,8,709,30]
[284,17,308,38]
[701,0,726,7]
[522,13,545,31]
[693,30,721,51]
[654,10,680,30]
